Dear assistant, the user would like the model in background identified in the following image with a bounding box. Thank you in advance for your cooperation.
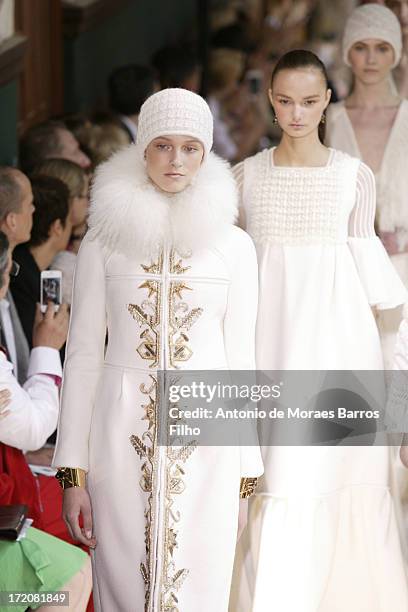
[231,49,408,612]
[326,3,408,368]
[53,89,263,611]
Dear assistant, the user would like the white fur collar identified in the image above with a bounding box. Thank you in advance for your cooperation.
[87,144,238,258]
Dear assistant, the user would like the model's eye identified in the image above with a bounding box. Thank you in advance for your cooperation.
[278,98,290,105]
[184,146,199,153]
[353,45,365,52]
[156,143,171,150]
[304,100,317,106]
[379,45,391,53]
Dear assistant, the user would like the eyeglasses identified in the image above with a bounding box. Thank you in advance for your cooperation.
[10,261,20,277]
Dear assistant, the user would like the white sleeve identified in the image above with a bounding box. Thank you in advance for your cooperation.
[0,352,59,451]
[348,162,408,309]
[52,236,107,471]
[223,229,258,370]
[223,229,263,477]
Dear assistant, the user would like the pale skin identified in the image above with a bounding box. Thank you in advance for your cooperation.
[345,39,402,255]
[268,66,332,167]
[0,250,69,455]
[63,134,249,546]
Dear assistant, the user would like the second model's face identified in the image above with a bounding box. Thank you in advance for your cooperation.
[269,68,331,139]
[145,135,204,194]
[348,39,395,84]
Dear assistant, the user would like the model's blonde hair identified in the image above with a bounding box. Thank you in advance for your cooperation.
[33,158,86,199]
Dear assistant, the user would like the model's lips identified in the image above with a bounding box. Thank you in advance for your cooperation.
[165,173,185,177]
[290,124,304,128]
[363,68,379,72]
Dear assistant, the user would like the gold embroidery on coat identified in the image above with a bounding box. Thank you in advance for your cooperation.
[168,252,203,368]
[130,375,158,612]
[128,249,202,610]
[127,253,163,368]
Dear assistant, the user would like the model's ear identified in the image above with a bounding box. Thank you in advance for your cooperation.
[268,88,274,107]
[324,89,332,110]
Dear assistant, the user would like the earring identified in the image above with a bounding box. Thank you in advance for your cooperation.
[320,113,326,125]
[273,116,278,125]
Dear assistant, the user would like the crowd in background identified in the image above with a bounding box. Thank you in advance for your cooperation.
[1,0,408,609]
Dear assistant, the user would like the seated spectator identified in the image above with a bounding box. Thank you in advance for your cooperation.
[33,159,89,304]
[0,168,34,383]
[76,121,130,169]
[207,48,269,162]
[32,159,89,252]
[152,44,202,92]
[108,64,157,142]
[0,231,92,610]
[19,120,91,175]
[11,176,72,348]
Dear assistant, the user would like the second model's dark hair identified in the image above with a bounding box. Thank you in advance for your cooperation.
[271,49,329,88]
[270,49,329,142]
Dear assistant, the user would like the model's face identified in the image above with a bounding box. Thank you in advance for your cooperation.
[70,174,89,228]
[145,135,204,194]
[269,68,331,139]
[348,39,395,83]
[14,173,35,246]
[56,129,91,169]
[386,0,408,36]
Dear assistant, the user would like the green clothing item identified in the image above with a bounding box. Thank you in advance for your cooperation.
[0,527,87,612]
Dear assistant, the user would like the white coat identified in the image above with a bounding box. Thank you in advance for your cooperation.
[52,145,263,612]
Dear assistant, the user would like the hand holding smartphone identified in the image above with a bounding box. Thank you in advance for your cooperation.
[40,270,62,313]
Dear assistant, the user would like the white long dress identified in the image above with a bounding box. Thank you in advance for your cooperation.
[229,148,408,612]
[326,100,408,368]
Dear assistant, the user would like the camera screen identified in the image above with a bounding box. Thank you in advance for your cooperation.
[42,277,61,305]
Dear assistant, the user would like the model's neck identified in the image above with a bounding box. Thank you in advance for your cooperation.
[347,77,400,109]
[30,243,59,271]
[275,132,328,167]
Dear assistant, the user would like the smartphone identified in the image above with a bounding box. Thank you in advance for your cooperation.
[246,70,263,96]
[40,270,62,313]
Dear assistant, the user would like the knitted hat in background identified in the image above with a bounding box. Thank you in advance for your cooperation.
[136,88,213,157]
[343,4,402,68]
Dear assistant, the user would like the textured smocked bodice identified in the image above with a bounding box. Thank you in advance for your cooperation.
[240,148,360,246]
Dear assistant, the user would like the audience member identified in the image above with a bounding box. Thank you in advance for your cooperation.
[33,159,90,304]
[11,176,71,348]
[32,159,89,251]
[152,45,202,92]
[108,64,157,142]
[19,121,91,175]
[385,0,408,95]
[207,48,269,161]
[0,168,33,383]
[0,231,91,610]
[77,121,130,169]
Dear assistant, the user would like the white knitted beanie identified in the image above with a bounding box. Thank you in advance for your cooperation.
[136,88,213,157]
[343,4,402,68]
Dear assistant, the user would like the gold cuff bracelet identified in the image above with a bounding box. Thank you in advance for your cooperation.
[239,477,258,499]
[55,467,86,490]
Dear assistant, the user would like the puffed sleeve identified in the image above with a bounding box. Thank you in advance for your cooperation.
[348,162,408,310]
[0,351,59,451]
[52,235,107,471]
[223,227,263,477]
